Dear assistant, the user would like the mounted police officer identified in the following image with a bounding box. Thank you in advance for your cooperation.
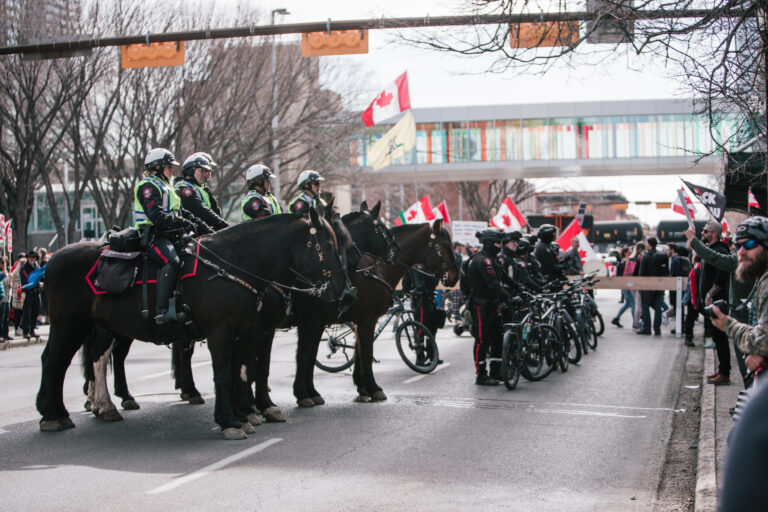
[289,170,326,216]
[241,164,282,220]
[174,153,229,231]
[134,148,212,325]
[465,228,514,385]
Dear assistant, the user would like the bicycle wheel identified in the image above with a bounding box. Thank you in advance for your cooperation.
[574,311,590,355]
[592,311,605,338]
[585,314,599,350]
[523,324,559,382]
[395,320,439,374]
[501,329,522,390]
[560,312,582,364]
[315,323,356,372]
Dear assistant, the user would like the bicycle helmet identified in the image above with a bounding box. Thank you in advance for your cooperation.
[516,238,532,254]
[475,228,505,244]
[735,216,768,246]
[181,154,212,177]
[538,224,557,243]
[144,148,179,171]
[245,164,274,185]
[189,151,218,168]
[297,170,324,189]
[503,231,522,243]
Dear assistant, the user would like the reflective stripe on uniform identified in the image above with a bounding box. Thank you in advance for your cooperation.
[241,190,282,220]
[174,180,211,208]
[134,175,181,227]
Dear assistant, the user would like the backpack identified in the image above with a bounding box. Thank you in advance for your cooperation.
[623,258,637,276]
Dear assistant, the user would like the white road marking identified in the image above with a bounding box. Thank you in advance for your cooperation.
[0,426,8,434]
[147,438,282,495]
[540,401,685,413]
[532,408,646,419]
[402,363,451,384]
[138,361,209,381]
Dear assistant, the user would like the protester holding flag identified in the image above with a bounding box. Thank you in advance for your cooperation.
[563,237,584,276]
[396,196,436,225]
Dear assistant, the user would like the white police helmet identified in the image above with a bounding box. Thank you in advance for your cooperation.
[297,170,324,189]
[144,148,179,170]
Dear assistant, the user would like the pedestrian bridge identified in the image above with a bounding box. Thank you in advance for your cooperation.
[349,99,733,184]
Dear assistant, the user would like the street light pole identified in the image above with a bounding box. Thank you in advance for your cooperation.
[271,8,289,205]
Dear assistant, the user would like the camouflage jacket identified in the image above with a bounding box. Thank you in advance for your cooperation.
[726,272,768,357]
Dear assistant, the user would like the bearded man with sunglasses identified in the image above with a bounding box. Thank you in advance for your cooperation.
[710,217,768,375]
[686,221,755,386]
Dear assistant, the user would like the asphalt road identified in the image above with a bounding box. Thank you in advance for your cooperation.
[0,291,687,511]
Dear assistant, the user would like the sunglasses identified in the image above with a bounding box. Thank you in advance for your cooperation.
[735,239,760,251]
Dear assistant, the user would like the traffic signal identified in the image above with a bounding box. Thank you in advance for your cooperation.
[301,30,369,57]
[121,41,185,69]
[509,22,579,49]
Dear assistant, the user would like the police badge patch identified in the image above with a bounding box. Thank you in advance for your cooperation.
[250,200,260,210]
[181,188,193,197]
[142,186,153,199]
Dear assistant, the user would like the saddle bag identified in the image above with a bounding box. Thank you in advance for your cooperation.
[108,227,141,253]
[94,250,141,293]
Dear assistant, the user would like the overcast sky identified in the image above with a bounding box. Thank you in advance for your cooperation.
[218,0,715,224]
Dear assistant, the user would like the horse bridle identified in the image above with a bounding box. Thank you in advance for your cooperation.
[394,231,458,284]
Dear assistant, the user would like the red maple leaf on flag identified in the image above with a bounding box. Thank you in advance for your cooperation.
[376,91,394,108]
[407,209,417,220]
[502,214,511,227]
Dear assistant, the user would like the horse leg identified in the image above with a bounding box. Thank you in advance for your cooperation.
[293,317,325,408]
[353,319,386,402]
[305,320,327,406]
[253,327,285,422]
[112,336,139,410]
[174,341,204,404]
[207,330,248,440]
[37,320,91,431]
[81,341,95,412]
[90,335,122,421]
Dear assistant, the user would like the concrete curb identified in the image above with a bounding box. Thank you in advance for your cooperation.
[0,336,46,350]
[694,348,717,512]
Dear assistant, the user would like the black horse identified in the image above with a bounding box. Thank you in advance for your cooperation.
[243,201,399,420]
[293,220,459,404]
[36,210,350,439]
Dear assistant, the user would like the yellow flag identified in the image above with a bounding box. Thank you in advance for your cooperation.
[367,110,416,171]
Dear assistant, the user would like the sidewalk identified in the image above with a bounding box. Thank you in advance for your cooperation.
[695,341,741,512]
[0,323,50,350]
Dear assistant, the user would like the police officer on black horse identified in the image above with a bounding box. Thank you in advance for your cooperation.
[289,170,327,216]
[465,228,515,385]
[242,164,282,220]
[175,153,229,231]
[134,148,213,324]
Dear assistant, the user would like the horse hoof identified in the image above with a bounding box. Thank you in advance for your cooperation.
[241,422,257,434]
[370,391,387,402]
[221,427,247,440]
[100,409,123,422]
[121,399,140,410]
[83,400,92,412]
[311,395,325,406]
[354,395,372,403]
[247,413,263,426]
[180,392,191,401]
[187,395,205,405]
[262,406,286,423]
[40,418,74,432]
[297,398,314,408]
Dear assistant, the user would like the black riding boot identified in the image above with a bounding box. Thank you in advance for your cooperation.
[155,265,180,325]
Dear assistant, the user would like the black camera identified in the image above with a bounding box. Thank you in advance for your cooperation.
[703,299,729,319]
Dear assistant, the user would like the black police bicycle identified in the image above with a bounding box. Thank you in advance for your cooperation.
[315,293,439,374]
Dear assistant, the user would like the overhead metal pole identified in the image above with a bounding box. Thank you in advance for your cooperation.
[271,8,289,205]
[0,10,742,57]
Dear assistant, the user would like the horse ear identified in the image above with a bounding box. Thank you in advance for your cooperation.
[324,197,335,221]
[370,201,381,218]
[360,200,369,212]
[432,218,443,234]
[309,207,321,229]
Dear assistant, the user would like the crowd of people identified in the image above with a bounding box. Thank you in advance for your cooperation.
[0,247,51,342]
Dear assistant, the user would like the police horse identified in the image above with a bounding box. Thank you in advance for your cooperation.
[36,210,350,439]
[252,219,459,413]
[83,201,395,423]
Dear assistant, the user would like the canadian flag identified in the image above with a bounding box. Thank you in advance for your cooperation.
[557,219,600,264]
[361,71,411,127]
[748,188,761,209]
[489,197,526,232]
[397,196,436,225]
[431,201,451,224]
[672,188,696,219]
[5,220,12,254]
